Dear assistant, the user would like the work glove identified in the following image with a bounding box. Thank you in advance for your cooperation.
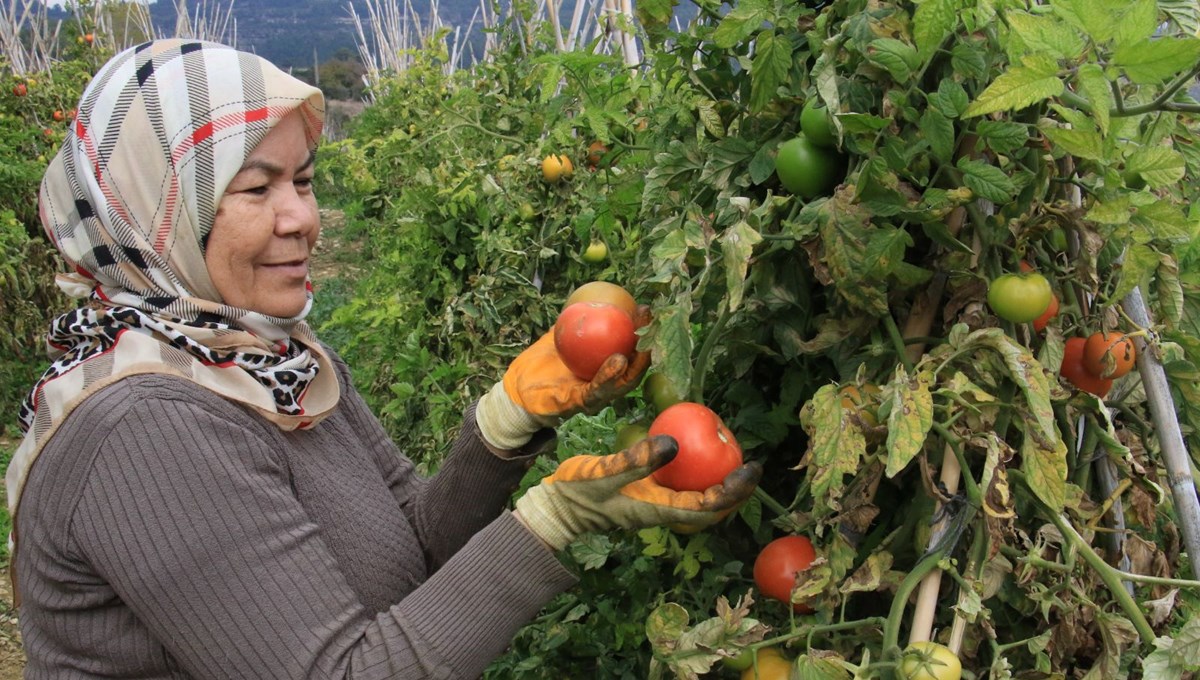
[514,435,762,550]
[476,305,652,450]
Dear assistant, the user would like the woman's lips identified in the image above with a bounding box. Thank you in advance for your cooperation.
[261,260,309,278]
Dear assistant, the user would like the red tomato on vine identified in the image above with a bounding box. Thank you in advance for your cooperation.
[753,535,817,612]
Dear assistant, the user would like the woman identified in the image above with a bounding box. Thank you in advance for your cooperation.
[9,40,760,678]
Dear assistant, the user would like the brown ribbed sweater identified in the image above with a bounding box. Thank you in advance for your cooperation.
[15,357,576,679]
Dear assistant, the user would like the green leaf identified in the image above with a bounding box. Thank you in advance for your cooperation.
[1075,63,1113,136]
[913,0,965,61]
[885,367,935,477]
[1006,10,1086,60]
[951,40,988,79]
[1126,147,1188,189]
[751,31,793,113]
[1161,0,1200,36]
[868,38,919,82]
[1054,0,1122,43]
[1158,257,1186,325]
[1040,122,1105,161]
[801,384,866,520]
[568,533,615,570]
[956,158,1018,203]
[976,120,1029,154]
[1111,243,1160,302]
[964,54,1063,118]
[837,113,893,134]
[1021,431,1068,513]
[649,302,694,401]
[749,143,778,185]
[634,0,677,42]
[712,0,772,49]
[1113,37,1200,84]
[795,654,853,679]
[1086,195,1134,226]
[921,108,955,163]
[701,137,758,190]
[722,221,763,312]
[1114,0,1161,49]
[697,100,725,139]
[1133,199,1196,243]
[927,78,970,118]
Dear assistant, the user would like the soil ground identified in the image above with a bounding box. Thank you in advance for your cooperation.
[0,207,358,678]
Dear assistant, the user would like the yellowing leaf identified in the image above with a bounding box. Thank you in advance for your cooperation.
[965,54,1063,117]
[1020,429,1067,513]
[884,367,935,478]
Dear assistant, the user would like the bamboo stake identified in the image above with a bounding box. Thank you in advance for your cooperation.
[1125,287,1200,578]
[618,0,639,66]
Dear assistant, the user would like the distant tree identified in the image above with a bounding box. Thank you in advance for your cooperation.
[317,56,366,101]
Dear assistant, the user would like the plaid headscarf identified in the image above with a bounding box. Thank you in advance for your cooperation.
[8,40,341,528]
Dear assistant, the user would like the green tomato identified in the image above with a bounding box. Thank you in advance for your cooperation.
[518,202,536,222]
[987,272,1053,323]
[774,134,842,200]
[800,98,836,148]
[615,423,649,451]
[581,241,608,264]
[899,642,961,680]
[722,648,755,671]
[643,372,682,413]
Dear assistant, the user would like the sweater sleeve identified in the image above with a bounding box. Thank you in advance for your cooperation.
[67,381,576,680]
[328,355,554,570]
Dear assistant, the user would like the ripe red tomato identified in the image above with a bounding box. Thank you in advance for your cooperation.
[1061,337,1113,397]
[753,535,817,612]
[52,110,64,121]
[13,83,27,97]
[1083,331,1136,379]
[648,402,742,492]
[586,141,609,169]
[553,302,637,380]
[565,281,637,317]
[987,272,1053,323]
[1033,293,1059,332]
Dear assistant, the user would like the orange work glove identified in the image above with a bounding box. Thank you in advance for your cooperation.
[513,435,762,550]
[476,305,651,450]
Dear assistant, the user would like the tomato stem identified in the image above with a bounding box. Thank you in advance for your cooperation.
[881,550,947,676]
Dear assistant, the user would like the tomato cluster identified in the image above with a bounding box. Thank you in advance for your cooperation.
[1060,332,1137,398]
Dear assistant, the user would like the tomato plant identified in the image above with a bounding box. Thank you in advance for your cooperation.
[899,642,961,680]
[1083,331,1137,379]
[753,535,816,613]
[774,134,841,199]
[553,302,637,380]
[648,402,742,492]
[800,98,836,148]
[564,281,637,317]
[1061,337,1113,398]
[986,272,1053,323]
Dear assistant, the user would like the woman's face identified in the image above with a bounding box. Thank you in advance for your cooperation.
[205,109,320,318]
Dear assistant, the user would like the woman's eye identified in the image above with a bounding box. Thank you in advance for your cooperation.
[242,185,269,196]
[295,177,314,189]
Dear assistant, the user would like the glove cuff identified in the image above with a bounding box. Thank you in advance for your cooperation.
[514,485,577,551]
[477,380,551,450]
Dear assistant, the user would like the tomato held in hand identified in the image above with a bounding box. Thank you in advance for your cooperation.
[1061,337,1113,398]
[739,647,793,680]
[649,402,742,492]
[565,281,637,317]
[753,535,817,612]
[800,98,836,148]
[553,302,638,381]
[774,134,842,199]
[899,641,962,680]
[987,272,1053,323]
[1083,331,1137,379]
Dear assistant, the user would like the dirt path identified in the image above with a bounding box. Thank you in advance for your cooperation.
[0,208,357,677]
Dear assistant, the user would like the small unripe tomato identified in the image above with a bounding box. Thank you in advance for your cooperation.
[899,641,962,680]
[1083,331,1136,379]
[739,647,792,679]
[581,240,608,263]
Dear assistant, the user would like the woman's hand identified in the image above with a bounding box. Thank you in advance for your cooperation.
[513,435,762,550]
[476,306,651,450]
